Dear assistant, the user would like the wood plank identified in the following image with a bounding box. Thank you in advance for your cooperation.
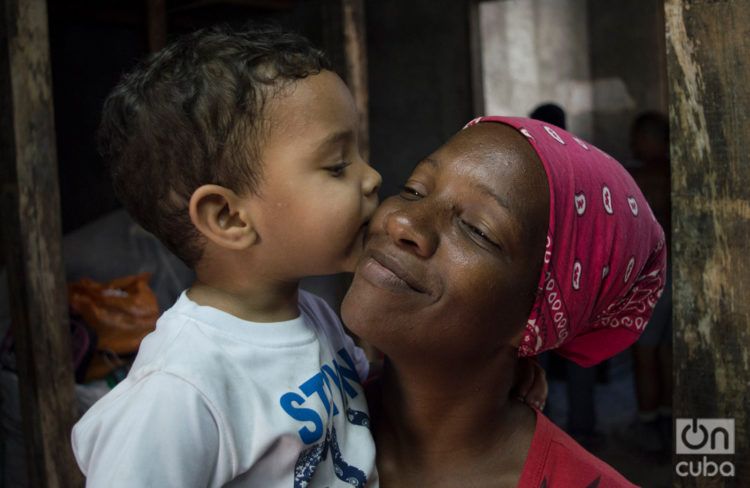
[0,0,82,486]
[340,0,369,160]
[320,0,346,78]
[666,0,750,484]
[320,0,369,159]
[468,0,485,117]
[168,0,295,13]
[147,0,167,52]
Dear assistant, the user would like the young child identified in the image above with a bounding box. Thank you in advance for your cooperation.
[72,24,381,487]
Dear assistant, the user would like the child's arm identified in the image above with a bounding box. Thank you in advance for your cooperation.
[73,373,229,487]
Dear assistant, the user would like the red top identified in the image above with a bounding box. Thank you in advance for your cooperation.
[518,410,638,488]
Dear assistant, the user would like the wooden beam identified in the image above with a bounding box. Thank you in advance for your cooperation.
[666,0,750,484]
[146,0,167,52]
[341,0,369,161]
[168,0,295,14]
[0,0,82,486]
[468,0,485,117]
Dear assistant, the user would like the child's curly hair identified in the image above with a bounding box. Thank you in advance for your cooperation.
[99,23,329,266]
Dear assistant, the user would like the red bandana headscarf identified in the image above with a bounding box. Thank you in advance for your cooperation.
[464,116,667,367]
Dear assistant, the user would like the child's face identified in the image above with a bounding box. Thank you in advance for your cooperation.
[246,70,381,277]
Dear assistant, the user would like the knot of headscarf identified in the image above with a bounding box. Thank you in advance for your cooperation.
[464,116,667,367]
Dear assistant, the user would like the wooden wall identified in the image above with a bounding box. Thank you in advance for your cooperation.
[0,0,82,486]
[667,0,750,484]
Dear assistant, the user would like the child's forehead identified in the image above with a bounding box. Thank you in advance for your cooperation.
[315,129,355,149]
[267,71,353,119]
[262,71,358,146]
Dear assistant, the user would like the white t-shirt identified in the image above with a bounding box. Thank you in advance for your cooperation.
[72,290,377,488]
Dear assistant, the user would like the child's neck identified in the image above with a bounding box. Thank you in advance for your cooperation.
[187,277,300,323]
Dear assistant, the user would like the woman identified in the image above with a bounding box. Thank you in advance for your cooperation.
[342,116,666,487]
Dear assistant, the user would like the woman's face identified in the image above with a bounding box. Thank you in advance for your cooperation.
[341,123,550,362]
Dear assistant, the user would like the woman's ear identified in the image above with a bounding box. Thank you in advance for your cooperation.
[510,326,527,348]
[189,185,258,250]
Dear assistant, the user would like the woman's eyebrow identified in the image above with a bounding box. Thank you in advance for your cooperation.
[471,183,523,245]
[472,182,511,211]
[413,157,440,170]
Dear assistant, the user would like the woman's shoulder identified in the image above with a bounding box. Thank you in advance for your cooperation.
[518,411,639,488]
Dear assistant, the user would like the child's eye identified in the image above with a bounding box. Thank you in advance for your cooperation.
[325,162,351,177]
[399,185,423,201]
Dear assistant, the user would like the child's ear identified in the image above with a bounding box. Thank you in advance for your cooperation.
[189,185,258,250]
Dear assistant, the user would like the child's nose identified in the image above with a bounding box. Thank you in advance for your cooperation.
[362,164,382,197]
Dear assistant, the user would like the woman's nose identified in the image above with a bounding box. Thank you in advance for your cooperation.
[383,208,438,257]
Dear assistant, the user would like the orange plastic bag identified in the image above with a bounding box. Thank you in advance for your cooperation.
[68,273,159,381]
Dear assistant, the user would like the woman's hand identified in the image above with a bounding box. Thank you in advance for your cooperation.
[514,357,548,410]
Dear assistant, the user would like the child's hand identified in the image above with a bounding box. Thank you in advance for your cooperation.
[514,357,548,410]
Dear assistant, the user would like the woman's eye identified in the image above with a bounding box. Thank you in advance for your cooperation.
[461,219,500,248]
[325,162,350,177]
[398,185,423,201]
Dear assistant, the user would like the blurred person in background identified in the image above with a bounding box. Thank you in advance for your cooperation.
[529,103,602,449]
[618,111,672,457]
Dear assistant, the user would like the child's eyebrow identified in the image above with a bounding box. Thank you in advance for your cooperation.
[316,129,354,149]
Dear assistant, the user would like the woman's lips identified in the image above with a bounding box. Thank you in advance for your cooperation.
[358,255,424,294]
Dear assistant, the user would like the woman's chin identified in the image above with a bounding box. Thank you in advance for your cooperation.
[341,272,394,345]
[341,277,369,335]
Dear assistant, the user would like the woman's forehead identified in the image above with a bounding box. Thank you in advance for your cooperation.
[426,124,548,208]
